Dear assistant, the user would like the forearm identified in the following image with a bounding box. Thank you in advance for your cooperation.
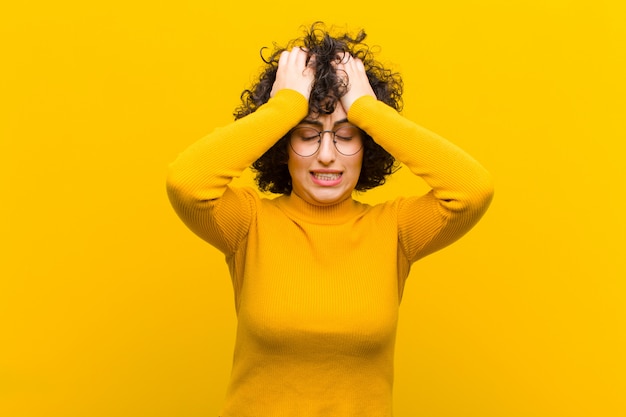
[166,89,308,206]
[348,96,494,214]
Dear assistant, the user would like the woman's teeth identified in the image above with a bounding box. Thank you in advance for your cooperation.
[313,172,341,180]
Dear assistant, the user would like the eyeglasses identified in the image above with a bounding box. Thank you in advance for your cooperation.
[288,125,363,157]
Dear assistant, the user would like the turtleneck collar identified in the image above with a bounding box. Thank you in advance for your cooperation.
[274,191,367,225]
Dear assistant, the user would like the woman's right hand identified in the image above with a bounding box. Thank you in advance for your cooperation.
[270,47,314,101]
[337,54,377,113]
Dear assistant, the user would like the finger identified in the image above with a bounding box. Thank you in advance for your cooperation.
[276,50,290,80]
[278,50,290,68]
[285,46,302,68]
[353,57,365,71]
[290,47,308,70]
[335,51,351,64]
[343,56,365,78]
[293,47,308,70]
[345,55,358,69]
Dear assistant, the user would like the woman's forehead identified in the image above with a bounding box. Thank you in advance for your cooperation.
[300,103,348,125]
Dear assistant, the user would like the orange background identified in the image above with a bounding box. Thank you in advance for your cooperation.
[2,1,625,416]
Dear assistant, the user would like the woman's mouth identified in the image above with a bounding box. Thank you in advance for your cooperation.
[310,171,343,186]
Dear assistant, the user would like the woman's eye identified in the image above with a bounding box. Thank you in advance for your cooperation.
[293,128,320,141]
[335,127,359,140]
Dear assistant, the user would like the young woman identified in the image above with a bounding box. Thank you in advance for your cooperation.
[167,24,494,417]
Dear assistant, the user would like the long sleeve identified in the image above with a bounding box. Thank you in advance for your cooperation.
[166,89,309,254]
[348,95,494,263]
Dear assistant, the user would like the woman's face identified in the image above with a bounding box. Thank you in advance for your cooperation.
[287,102,364,206]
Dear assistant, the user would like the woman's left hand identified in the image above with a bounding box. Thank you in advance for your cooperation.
[337,54,377,112]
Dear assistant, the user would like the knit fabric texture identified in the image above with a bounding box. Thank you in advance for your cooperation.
[167,89,494,416]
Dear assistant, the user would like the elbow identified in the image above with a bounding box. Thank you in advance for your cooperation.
[477,170,495,207]
[165,166,201,208]
[165,168,188,209]
[467,169,495,216]
[165,163,186,199]
[440,169,495,215]
[165,165,216,209]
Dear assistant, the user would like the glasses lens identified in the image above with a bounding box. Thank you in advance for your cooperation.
[333,126,363,156]
[289,126,363,156]
[290,127,320,156]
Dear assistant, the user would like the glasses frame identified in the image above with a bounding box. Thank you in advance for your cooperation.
[288,126,364,157]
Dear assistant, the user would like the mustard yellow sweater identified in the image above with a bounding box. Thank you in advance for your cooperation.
[167,89,493,416]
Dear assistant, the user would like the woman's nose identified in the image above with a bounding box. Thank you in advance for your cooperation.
[316,132,337,164]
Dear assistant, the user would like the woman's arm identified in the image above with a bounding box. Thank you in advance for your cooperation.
[166,90,307,253]
[340,56,494,262]
[166,48,314,253]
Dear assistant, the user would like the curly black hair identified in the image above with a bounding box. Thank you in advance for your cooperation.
[234,22,404,194]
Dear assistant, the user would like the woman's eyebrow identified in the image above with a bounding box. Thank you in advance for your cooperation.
[299,119,323,127]
[298,118,351,127]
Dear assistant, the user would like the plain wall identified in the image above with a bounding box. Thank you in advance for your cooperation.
[1,1,625,416]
